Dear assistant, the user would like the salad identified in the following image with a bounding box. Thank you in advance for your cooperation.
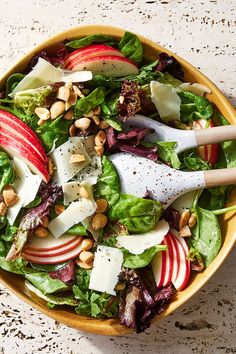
[0,31,235,333]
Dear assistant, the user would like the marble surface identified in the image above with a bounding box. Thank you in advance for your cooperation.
[0,0,235,353]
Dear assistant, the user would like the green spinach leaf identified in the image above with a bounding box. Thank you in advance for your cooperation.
[24,196,42,209]
[0,240,7,257]
[67,223,87,235]
[109,194,162,233]
[122,244,166,268]
[183,154,211,171]
[66,34,117,49]
[118,32,143,64]
[156,141,181,169]
[179,91,213,123]
[74,87,105,118]
[1,225,18,242]
[0,151,14,191]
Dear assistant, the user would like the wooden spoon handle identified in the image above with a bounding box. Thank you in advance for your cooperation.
[195,125,236,146]
[204,168,236,188]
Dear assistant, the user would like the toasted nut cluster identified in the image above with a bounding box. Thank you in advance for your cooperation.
[188,213,197,228]
[179,210,190,230]
[35,226,49,238]
[95,199,108,213]
[0,202,7,216]
[69,154,86,164]
[92,213,107,230]
[179,225,192,237]
[98,120,110,129]
[3,185,18,207]
[54,204,65,215]
[75,238,95,269]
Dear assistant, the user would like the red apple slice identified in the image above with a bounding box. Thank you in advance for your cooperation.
[0,110,47,163]
[64,44,124,70]
[22,242,83,264]
[68,55,139,77]
[166,234,179,284]
[24,236,82,257]
[0,131,50,183]
[171,236,190,291]
[26,233,77,252]
[151,240,166,288]
[163,235,174,286]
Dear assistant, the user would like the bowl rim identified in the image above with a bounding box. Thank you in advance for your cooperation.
[0,24,235,336]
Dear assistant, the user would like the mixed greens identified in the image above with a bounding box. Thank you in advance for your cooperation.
[0,31,235,333]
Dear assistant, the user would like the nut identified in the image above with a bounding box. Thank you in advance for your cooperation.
[48,157,55,176]
[95,130,106,146]
[69,91,77,105]
[41,216,49,228]
[50,101,65,119]
[73,85,84,97]
[75,259,93,269]
[69,124,77,137]
[57,86,71,102]
[188,214,197,228]
[65,101,72,111]
[3,185,18,207]
[81,238,94,251]
[35,226,49,238]
[119,95,125,104]
[79,186,89,199]
[93,106,101,116]
[94,145,104,156]
[95,199,108,213]
[0,202,7,216]
[35,107,50,120]
[91,115,100,126]
[64,109,74,120]
[92,213,107,230]
[79,250,94,264]
[37,119,46,126]
[74,118,91,131]
[54,204,65,215]
[179,225,192,237]
[179,210,190,230]
[98,120,110,129]
[69,154,86,164]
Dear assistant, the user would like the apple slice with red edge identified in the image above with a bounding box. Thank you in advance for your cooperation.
[163,234,174,286]
[166,233,179,284]
[193,118,219,165]
[0,131,50,183]
[26,233,78,252]
[64,44,125,70]
[24,236,82,257]
[68,55,139,77]
[170,234,190,291]
[22,241,83,264]
[151,240,167,288]
[0,110,48,163]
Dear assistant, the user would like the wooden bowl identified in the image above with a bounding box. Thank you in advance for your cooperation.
[0,25,235,336]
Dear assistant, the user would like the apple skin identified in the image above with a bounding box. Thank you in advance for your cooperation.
[26,234,77,252]
[64,44,124,70]
[23,242,83,264]
[166,234,179,284]
[66,55,139,77]
[163,235,174,286]
[0,110,48,163]
[24,237,82,257]
[151,240,166,288]
[193,119,219,165]
[0,131,50,183]
[170,234,190,291]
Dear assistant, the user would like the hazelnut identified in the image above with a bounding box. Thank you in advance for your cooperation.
[95,199,108,213]
[92,213,107,230]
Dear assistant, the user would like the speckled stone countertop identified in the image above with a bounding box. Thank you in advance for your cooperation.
[0,0,235,353]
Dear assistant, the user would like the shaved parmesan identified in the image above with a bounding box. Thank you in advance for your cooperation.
[63,181,94,205]
[177,82,211,96]
[62,70,93,83]
[117,220,169,255]
[51,137,91,185]
[89,246,123,295]
[7,158,42,225]
[48,199,96,238]
[150,81,181,121]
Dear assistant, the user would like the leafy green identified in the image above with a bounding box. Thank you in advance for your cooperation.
[109,194,162,234]
[73,269,118,318]
[122,245,166,268]
[14,86,52,115]
[0,151,14,191]
[101,91,119,117]
[67,223,87,235]
[118,32,143,64]
[24,196,42,209]
[0,217,7,230]
[30,262,68,272]
[36,116,71,152]
[156,141,181,169]
[179,91,213,123]
[95,156,121,206]
[183,154,211,171]
[74,87,105,118]
[1,225,18,242]
[6,73,25,96]
[199,186,227,210]
[158,72,183,87]
[0,240,7,257]
[0,257,27,275]
[0,105,38,130]
[189,206,221,266]
[24,269,69,294]
[66,34,117,49]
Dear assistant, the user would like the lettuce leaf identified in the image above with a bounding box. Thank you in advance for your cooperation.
[66,34,117,49]
[156,141,181,169]
[118,32,143,64]
[0,151,14,191]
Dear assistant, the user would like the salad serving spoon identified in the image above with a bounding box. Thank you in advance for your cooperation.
[110,153,236,207]
[126,114,236,153]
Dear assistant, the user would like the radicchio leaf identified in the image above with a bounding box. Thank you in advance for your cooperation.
[118,143,158,161]
[106,127,119,151]
[156,52,184,81]
[163,206,180,231]
[6,184,62,260]
[117,128,154,145]
[30,45,68,69]
[117,81,143,121]
[49,261,75,285]
[118,268,174,333]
